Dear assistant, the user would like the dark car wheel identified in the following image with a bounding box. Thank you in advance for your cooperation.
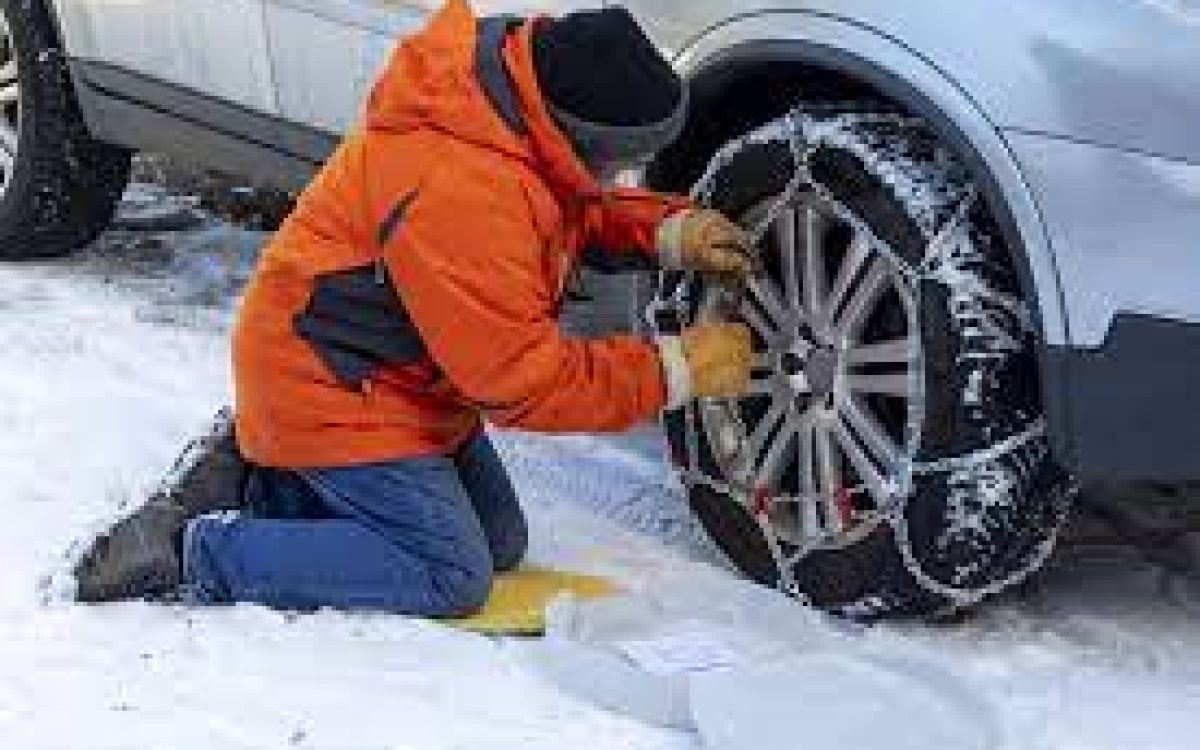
[654,107,1074,619]
[0,0,130,258]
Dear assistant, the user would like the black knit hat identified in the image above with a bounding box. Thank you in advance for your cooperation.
[531,7,687,165]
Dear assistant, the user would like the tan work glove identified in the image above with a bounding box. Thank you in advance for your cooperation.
[657,323,753,410]
[657,208,759,278]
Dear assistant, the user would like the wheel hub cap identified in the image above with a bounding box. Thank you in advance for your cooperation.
[801,347,838,397]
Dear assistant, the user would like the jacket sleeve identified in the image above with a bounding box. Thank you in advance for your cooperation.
[579,187,693,267]
[383,172,668,433]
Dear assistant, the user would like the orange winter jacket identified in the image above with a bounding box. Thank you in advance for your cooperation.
[233,0,688,468]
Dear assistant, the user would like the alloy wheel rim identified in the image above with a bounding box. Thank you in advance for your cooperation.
[0,14,19,199]
[699,189,924,553]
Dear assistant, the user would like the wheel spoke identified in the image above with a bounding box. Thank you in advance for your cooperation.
[839,397,902,474]
[832,414,891,503]
[832,258,889,339]
[774,207,802,309]
[814,420,839,495]
[796,422,822,537]
[797,423,815,494]
[825,233,870,320]
[739,297,778,344]
[755,412,801,487]
[847,372,911,398]
[814,421,841,532]
[845,337,912,367]
[747,276,791,329]
[744,398,788,469]
[803,206,827,322]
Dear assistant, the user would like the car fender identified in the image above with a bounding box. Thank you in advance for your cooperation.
[674,10,1070,350]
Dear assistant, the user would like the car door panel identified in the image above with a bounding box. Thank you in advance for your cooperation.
[63,0,277,115]
[264,0,427,134]
[263,1,600,135]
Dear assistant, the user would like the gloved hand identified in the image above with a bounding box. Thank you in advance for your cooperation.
[657,208,759,278]
[657,323,753,410]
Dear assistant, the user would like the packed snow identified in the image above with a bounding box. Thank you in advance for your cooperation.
[3,186,1200,748]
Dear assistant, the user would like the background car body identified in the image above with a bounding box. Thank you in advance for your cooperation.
[47,0,1200,481]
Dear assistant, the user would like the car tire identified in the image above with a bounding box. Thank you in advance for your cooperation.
[0,0,130,258]
[656,106,1073,619]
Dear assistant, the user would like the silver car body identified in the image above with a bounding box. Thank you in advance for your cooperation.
[48,0,1200,478]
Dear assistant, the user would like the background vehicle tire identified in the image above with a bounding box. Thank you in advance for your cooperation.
[657,106,1073,619]
[0,0,130,258]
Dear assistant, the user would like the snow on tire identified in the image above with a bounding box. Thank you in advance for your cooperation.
[655,106,1074,619]
[0,0,130,258]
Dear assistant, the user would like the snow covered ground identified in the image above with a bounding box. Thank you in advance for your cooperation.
[3,189,1200,748]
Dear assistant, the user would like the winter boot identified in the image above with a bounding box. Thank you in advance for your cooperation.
[74,499,189,602]
[74,408,251,602]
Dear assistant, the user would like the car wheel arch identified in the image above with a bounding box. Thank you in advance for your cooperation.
[660,28,1062,334]
[647,17,1075,461]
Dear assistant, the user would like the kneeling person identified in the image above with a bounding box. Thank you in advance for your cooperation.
[75,1,754,615]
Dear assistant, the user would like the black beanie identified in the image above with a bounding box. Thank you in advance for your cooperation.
[531,8,687,164]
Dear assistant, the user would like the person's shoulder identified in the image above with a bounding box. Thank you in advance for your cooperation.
[419,143,558,231]
[421,140,517,192]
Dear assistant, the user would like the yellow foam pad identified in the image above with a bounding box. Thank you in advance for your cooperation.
[445,567,618,636]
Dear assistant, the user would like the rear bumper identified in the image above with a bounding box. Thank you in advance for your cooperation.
[1045,314,1200,482]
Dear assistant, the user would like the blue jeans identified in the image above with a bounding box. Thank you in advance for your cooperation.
[182,432,527,616]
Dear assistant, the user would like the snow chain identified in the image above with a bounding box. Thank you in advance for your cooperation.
[648,108,1064,611]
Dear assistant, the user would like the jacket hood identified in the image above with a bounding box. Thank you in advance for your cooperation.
[364,0,601,201]
[364,1,515,153]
